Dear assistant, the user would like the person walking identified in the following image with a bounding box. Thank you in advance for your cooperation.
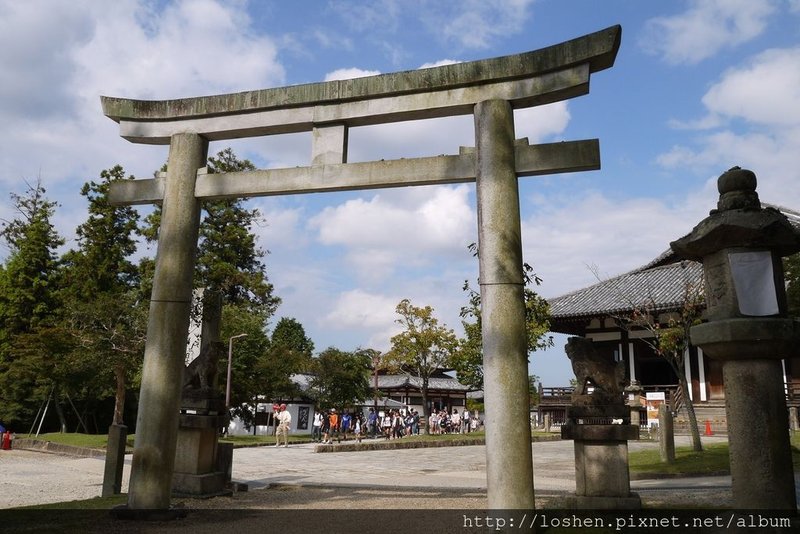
[368,408,378,438]
[312,409,323,442]
[327,408,339,444]
[274,404,292,448]
[341,411,352,441]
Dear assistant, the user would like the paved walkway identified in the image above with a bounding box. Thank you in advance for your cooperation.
[1,435,751,509]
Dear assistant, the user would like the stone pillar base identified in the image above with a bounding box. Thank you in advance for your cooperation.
[562,423,641,510]
[172,409,229,497]
[565,493,641,510]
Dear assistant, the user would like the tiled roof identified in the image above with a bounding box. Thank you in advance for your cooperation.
[378,374,474,392]
[548,202,799,328]
[549,257,703,324]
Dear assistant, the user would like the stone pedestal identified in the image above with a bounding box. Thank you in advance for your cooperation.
[172,396,231,497]
[562,407,641,509]
[658,405,675,463]
[102,424,127,497]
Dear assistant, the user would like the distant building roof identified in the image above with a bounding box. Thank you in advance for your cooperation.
[377,374,475,392]
[549,255,703,327]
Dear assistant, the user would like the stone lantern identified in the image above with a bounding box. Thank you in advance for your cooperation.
[671,167,800,510]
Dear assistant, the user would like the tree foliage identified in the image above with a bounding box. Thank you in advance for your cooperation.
[57,166,146,427]
[0,180,65,426]
[384,299,458,431]
[271,317,315,357]
[452,244,553,390]
[142,148,280,313]
[785,252,800,318]
[591,262,705,452]
[307,347,372,410]
[0,149,290,433]
[219,303,274,427]
[0,180,64,334]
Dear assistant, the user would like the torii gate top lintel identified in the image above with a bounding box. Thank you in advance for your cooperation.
[100,25,620,145]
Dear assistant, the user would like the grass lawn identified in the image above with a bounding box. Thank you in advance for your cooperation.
[629,431,800,477]
[26,430,495,449]
[19,432,135,450]
[629,443,731,476]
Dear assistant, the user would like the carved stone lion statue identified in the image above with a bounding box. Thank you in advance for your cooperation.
[566,336,626,406]
[183,341,225,393]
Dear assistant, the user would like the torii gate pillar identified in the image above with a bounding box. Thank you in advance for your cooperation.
[475,100,535,508]
[127,133,207,509]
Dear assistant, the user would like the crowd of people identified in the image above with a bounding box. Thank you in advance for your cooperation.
[309,406,482,444]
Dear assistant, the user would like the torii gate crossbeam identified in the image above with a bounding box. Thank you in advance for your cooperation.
[102,25,621,511]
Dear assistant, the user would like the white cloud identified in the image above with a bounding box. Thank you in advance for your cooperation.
[72,0,284,101]
[641,0,777,64]
[515,103,571,143]
[252,204,307,251]
[0,1,93,121]
[0,0,285,193]
[521,192,712,299]
[657,130,800,203]
[419,59,460,69]
[323,289,399,330]
[430,0,535,50]
[658,46,800,202]
[702,47,800,126]
[324,68,382,82]
[309,185,476,281]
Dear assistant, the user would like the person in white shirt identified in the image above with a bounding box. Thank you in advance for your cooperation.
[312,410,323,442]
[275,404,292,448]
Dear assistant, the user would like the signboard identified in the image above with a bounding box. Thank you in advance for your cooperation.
[646,392,666,426]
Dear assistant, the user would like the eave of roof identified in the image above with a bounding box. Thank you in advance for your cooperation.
[548,259,703,324]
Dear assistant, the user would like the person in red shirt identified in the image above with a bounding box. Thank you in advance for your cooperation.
[324,408,339,444]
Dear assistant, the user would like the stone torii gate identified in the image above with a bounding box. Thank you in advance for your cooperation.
[102,25,620,510]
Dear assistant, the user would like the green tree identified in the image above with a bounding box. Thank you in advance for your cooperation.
[528,374,541,407]
[383,299,458,432]
[0,180,64,333]
[307,347,372,410]
[629,283,705,452]
[220,303,274,428]
[271,317,315,357]
[140,149,284,425]
[452,245,553,391]
[143,148,280,313]
[0,180,65,427]
[785,253,800,317]
[59,165,145,426]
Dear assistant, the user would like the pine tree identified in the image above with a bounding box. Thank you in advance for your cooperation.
[0,180,65,426]
[143,148,281,312]
[60,165,145,427]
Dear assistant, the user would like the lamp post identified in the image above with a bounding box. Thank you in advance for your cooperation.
[671,167,800,510]
[372,354,381,412]
[225,333,248,409]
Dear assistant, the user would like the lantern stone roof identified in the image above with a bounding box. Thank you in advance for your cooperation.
[548,202,799,333]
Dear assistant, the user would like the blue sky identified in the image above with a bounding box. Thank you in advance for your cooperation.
[1,1,799,385]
